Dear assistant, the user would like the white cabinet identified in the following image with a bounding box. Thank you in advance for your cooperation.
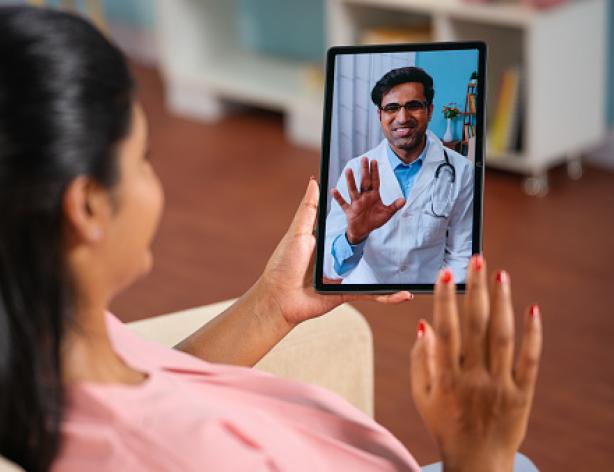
[156,0,324,148]
[156,0,608,194]
[327,0,608,194]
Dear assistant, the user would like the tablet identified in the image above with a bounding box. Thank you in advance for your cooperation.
[315,42,486,294]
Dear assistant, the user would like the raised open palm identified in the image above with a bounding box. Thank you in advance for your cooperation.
[332,157,405,244]
[411,258,543,470]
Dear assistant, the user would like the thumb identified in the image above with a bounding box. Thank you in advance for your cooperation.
[388,197,406,214]
[289,178,320,236]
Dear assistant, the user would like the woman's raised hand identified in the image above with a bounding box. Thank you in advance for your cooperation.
[411,256,542,472]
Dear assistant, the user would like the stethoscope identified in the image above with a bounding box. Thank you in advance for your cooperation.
[430,149,456,218]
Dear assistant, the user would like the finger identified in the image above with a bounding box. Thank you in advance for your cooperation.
[289,178,320,236]
[488,270,515,382]
[372,291,414,304]
[462,254,489,370]
[331,188,350,211]
[322,276,343,285]
[343,291,414,304]
[360,157,370,192]
[433,268,461,375]
[386,197,406,214]
[345,168,360,201]
[515,304,542,393]
[411,319,436,404]
[370,159,381,192]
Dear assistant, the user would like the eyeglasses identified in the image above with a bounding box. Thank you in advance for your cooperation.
[379,100,429,114]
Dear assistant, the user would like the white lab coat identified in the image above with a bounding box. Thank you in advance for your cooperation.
[324,130,474,284]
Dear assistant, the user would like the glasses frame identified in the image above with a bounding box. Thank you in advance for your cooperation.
[379,100,429,115]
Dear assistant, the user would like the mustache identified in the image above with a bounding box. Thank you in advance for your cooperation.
[392,119,419,130]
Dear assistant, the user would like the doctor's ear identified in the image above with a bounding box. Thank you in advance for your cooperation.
[427,103,434,120]
[62,176,114,245]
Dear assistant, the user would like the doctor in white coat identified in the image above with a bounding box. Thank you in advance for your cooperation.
[324,67,474,284]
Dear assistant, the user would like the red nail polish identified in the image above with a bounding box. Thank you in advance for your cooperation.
[472,254,483,271]
[529,304,540,319]
[441,269,453,284]
[496,270,507,284]
[417,320,426,339]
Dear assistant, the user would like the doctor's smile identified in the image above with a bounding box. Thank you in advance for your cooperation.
[392,124,417,138]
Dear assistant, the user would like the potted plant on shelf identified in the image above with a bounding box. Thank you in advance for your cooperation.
[442,103,459,142]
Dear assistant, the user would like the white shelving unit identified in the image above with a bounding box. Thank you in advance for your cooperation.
[156,0,607,194]
[156,0,324,149]
[327,0,608,194]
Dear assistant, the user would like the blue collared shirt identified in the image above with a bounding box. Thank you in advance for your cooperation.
[331,141,428,276]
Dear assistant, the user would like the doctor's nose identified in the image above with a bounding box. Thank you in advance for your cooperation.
[394,111,415,127]
[396,106,410,122]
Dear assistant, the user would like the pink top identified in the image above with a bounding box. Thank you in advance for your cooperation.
[54,313,420,471]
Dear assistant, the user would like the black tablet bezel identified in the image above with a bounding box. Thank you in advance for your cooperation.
[314,41,486,294]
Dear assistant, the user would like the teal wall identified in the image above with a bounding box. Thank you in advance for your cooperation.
[96,0,327,62]
[237,0,325,62]
[100,0,326,62]
[102,0,155,28]
[0,0,156,27]
[415,50,480,141]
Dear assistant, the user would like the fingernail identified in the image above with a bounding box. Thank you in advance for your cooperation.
[309,175,316,181]
[472,254,483,272]
[417,320,426,339]
[496,270,508,284]
[529,304,540,320]
[440,269,453,284]
[408,292,415,301]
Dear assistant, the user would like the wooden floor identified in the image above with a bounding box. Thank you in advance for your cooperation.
[111,64,614,470]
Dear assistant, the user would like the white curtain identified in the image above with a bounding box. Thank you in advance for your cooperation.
[328,52,415,211]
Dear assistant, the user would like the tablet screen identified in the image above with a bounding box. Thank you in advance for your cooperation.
[315,42,486,293]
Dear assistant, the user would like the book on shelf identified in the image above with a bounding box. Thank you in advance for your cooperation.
[488,66,523,157]
[468,93,476,114]
[360,25,431,45]
[463,123,473,140]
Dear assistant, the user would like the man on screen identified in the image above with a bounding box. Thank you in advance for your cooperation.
[324,67,474,284]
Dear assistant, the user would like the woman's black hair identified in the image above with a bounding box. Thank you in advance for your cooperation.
[371,66,435,107]
[0,6,134,471]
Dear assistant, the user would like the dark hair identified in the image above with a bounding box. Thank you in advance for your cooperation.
[371,66,435,107]
[0,6,134,471]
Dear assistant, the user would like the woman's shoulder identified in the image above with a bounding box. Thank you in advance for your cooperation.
[104,312,218,374]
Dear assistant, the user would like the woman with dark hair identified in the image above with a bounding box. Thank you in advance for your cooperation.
[0,6,542,472]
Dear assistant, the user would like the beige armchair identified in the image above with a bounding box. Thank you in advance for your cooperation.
[0,301,374,471]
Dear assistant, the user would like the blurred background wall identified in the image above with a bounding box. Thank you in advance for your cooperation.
[95,0,614,167]
[10,1,611,162]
